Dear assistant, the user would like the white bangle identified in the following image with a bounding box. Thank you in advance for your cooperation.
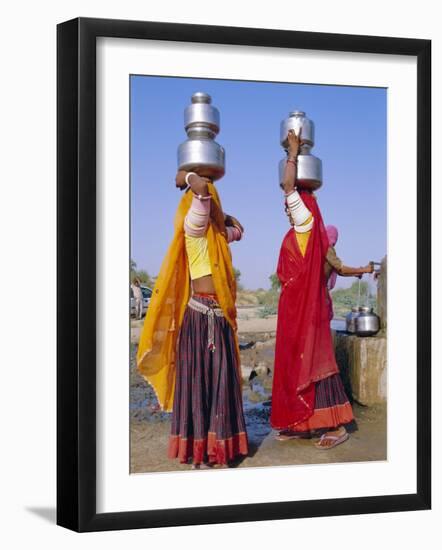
[185,172,198,186]
[295,217,314,233]
[286,189,312,227]
[284,188,298,198]
[193,193,211,201]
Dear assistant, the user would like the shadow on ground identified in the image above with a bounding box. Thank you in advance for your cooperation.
[130,332,387,474]
[25,507,56,524]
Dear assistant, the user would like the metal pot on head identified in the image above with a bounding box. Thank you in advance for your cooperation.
[177,92,225,180]
[279,110,323,190]
[278,154,323,191]
[280,110,315,151]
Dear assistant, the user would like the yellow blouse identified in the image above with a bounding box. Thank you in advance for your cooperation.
[184,234,212,280]
[295,214,314,256]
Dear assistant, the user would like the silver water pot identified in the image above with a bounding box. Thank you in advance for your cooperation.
[178,92,225,180]
[355,307,380,337]
[345,306,360,334]
[280,110,315,151]
[278,154,323,191]
[279,110,323,190]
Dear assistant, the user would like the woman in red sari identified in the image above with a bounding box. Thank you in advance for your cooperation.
[270,130,368,449]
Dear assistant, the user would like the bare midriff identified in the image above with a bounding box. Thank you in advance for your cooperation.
[192,274,216,295]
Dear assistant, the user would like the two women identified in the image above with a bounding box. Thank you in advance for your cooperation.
[137,170,248,468]
[137,121,374,465]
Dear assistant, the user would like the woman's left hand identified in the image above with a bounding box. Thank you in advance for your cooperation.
[225,214,244,233]
[175,170,188,190]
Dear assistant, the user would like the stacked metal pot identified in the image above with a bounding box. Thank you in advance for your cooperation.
[278,110,323,190]
[177,92,225,180]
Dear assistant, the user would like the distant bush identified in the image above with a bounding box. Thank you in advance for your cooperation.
[258,304,278,318]
[259,289,280,307]
[246,273,281,315]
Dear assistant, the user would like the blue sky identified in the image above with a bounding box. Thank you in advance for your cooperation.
[131,75,386,290]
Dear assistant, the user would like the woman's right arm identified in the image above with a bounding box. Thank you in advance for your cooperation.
[281,130,315,233]
[281,130,301,194]
[326,247,374,276]
[338,264,374,277]
[184,194,211,237]
[177,171,212,237]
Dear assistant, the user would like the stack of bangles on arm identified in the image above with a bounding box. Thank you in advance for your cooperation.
[225,224,242,242]
[183,173,211,238]
[183,172,242,243]
[285,188,314,233]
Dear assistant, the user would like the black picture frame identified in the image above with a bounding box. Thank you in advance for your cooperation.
[57,17,431,532]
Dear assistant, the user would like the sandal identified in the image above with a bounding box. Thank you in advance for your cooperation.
[314,429,349,450]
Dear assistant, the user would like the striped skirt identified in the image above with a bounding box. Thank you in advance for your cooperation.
[292,373,354,432]
[168,295,248,465]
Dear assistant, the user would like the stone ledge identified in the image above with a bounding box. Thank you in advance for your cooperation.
[333,330,387,406]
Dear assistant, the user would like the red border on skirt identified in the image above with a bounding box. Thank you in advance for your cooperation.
[291,402,354,432]
[168,432,248,465]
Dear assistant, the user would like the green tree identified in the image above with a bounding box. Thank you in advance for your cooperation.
[233,267,243,291]
[331,280,377,318]
[254,273,281,316]
[269,273,281,291]
[130,259,154,287]
[136,270,154,286]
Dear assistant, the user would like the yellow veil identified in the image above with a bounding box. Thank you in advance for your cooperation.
[136,182,239,412]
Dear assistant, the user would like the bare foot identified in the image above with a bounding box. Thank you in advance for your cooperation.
[275,430,312,441]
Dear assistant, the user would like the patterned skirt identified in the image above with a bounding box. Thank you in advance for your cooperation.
[292,373,354,432]
[168,294,248,465]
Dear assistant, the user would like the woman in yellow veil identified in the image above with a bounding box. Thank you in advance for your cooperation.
[137,171,248,467]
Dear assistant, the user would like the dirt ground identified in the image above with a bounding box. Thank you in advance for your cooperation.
[130,307,387,473]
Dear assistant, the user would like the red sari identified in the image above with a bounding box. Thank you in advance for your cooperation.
[270,192,343,430]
